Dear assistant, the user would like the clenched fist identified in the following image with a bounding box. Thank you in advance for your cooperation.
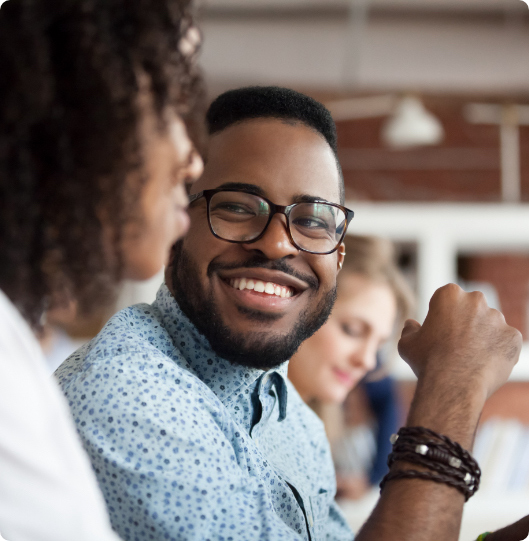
[398,284,522,403]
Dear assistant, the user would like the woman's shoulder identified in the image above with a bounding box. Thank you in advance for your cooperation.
[0,289,42,364]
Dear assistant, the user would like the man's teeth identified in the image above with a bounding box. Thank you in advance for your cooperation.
[229,278,293,298]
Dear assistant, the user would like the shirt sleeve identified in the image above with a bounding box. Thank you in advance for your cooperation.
[59,350,309,541]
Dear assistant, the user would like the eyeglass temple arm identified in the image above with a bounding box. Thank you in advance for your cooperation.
[337,210,355,237]
[188,191,204,204]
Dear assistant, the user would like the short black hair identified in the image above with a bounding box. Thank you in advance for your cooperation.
[206,86,344,203]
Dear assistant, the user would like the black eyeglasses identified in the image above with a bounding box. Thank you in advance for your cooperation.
[188,188,354,255]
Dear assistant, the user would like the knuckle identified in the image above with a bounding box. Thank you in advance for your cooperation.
[431,283,460,306]
[468,290,486,304]
[510,326,523,344]
[446,283,461,292]
[489,307,506,323]
[438,283,460,296]
[501,327,523,359]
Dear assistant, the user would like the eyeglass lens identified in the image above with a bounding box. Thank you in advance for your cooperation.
[208,191,346,253]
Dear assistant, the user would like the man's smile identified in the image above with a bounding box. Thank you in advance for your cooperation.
[216,266,313,292]
[216,268,309,313]
[228,277,294,298]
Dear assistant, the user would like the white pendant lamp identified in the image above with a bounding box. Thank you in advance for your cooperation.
[382,96,444,148]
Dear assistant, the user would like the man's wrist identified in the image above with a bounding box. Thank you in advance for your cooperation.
[406,375,486,449]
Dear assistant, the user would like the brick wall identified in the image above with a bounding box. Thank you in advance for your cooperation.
[459,254,529,338]
[334,94,529,202]
[332,93,529,336]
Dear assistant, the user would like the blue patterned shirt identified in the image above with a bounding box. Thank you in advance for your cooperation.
[56,284,353,541]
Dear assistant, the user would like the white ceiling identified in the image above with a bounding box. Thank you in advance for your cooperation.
[203,0,526,12]
[199,0,529,95]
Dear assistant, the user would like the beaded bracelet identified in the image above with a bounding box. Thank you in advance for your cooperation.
[380,426,482,501]
[388,433,480,496]
[387,451,477,497]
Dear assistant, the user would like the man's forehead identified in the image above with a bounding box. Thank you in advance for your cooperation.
[195,118,341,204]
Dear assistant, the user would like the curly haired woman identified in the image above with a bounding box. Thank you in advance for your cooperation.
[0,0,204,539]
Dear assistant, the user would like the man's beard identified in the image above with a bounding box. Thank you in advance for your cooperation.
[170,240,337,370]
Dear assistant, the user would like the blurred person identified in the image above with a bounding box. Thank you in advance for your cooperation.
[58,86,524,541]
[39,299,106,374]
[335,368,400,499]
[0,1,204,540]
[41,325,84,373]
[288,235,413,499]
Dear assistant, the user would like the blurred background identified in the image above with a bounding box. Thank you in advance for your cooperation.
[42,0,529,538]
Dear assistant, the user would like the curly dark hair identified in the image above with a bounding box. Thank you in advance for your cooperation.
[206,86,344,203]
[0,0,205,328]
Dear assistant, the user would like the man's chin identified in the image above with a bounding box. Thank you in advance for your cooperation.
[208,331,300,370]
[235,304,285,323]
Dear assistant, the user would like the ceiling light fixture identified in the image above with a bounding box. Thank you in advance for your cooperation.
[382,96,444,149]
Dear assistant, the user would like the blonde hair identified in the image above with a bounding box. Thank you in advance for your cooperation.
[339,235,415,328]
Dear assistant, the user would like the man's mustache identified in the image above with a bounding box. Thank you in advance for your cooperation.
[207,255,319,290]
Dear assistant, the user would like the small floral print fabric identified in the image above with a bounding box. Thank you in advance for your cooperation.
[56,283,353,541]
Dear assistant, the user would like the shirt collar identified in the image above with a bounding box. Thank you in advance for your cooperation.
[153,282,289,408]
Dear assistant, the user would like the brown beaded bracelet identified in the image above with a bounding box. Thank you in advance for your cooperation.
[396,427,480,475]
[391,427,481,481]
[380,426,481,501]
[390,440,478,484]
[380,468,476,501]
[389,450,474,483]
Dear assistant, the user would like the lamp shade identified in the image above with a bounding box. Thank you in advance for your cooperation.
[382,96,444,148]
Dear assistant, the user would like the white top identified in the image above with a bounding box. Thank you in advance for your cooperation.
[0,290,121,541]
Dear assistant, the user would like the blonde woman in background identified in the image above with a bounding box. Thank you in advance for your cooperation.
[288,235,414,499]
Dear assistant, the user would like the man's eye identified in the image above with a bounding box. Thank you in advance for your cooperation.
[213,203,256,215]
[210,202,260,223]
[293,216,330,230]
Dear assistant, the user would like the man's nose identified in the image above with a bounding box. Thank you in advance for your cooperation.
[242,213,299,260]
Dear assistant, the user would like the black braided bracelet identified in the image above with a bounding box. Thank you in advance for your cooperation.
[380,469,476,501]
[396,427,480,475]
[380,426,481,501]
[390,440,477,480]
[389,451,473,482]
[388,451,478,497]
[391,428,481,482]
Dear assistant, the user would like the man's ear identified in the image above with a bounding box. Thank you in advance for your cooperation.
[336,242,346,273]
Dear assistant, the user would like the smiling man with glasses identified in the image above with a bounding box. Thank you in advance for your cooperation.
[58,86,355,540]
[57,86,522,541]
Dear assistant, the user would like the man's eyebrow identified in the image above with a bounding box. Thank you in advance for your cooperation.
[215,183,334,205]
[216,182,266,197]
[292,194,333,205]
